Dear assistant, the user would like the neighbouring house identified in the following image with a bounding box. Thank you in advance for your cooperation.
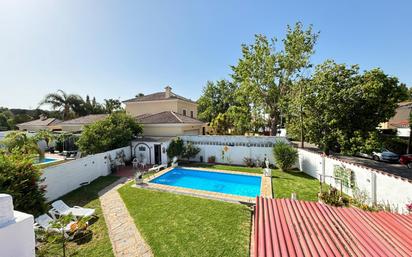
[380,101,412,137]
[123,86,208,137]
[57,114,108,132]
[16,114,61,132]
[124,86,207,165]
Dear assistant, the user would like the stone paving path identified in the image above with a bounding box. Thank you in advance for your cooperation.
[99,178,153,257]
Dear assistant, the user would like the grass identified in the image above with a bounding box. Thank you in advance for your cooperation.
[36,175,119,257]
[118,185,252,257]
[182,163,324,201]
[271,169,326,201]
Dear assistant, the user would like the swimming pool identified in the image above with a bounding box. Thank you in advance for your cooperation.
[34,157,61,164]
[150,168,261,198]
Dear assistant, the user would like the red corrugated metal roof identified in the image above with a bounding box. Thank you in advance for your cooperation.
[254,197,412,257]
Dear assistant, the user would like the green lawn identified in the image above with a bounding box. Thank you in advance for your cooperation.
[36,175,119,257]
[271,170,324,201]
[182,163,323,201]
[118,185,252,257]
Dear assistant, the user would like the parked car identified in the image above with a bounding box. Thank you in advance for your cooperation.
[399,154,412,168]
[371,149,400,162]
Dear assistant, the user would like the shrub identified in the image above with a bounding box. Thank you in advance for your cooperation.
[182,143,200,161]
[272,141,298,171]
[167,138,185,159]
[207,156,216,163]
[77,113,142,154]
[1,131,41,155]
[243,157,254,167]
[318,187,349,207]
[0,153,46,216]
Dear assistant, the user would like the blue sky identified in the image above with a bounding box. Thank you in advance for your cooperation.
[0,0,411,109]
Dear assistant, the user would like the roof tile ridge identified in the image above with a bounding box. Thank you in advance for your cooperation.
[170,111,183,123]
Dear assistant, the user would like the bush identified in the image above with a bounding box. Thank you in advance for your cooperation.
[0,153,46,216]
[243,157,254,167]
[207,156,216,163]
[318,187,349,207]
[167,138,185,159]
[77,113,142,154]
[182,143,200,161]
[272,142,298,171]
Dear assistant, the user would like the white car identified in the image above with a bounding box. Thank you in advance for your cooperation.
[372,149,400,162]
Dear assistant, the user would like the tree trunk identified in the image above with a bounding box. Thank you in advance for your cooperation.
[270,116,278,136]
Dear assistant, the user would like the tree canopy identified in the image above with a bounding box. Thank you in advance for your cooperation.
[197,22,318,135]
[1,131,42,155]
[293,60,407,154]
[76,112,142,154]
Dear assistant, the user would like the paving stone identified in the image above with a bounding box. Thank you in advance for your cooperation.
[99,178,153,257]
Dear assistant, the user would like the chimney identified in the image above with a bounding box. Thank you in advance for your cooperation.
[165,86,172,98]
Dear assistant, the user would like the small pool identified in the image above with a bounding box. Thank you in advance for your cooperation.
[34,157,61,164]
[150,168,261,198]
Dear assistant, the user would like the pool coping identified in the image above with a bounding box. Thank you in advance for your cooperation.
[137,166,272,204]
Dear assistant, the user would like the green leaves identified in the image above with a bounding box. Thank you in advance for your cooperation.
[76,113,142,154]
[290,60,406,154]
[0,153,46,216]
[198,22,318,135]
[272,141,298,171]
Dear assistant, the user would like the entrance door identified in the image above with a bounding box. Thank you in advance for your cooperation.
[154,144,162,164]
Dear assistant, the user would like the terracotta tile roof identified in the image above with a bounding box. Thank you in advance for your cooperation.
[254,197,412,257]
[60,114,108,125]
[136,111,204,124]
[123,91,196,103]
[17,117,61,127]
[388,102,412,128]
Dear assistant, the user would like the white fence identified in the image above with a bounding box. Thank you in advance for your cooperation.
[180,135,289,165]
[298,148,412,213]
[41,146,131,201]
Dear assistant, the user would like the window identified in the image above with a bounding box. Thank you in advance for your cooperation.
[190,111,194,118]
[183,109,187,116]
[138,146,146,151]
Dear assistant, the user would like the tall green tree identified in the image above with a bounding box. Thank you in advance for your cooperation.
[103,98,123,114]
[39,90,84,120]
[302,60,406,154]
[197,80,236,122]
[77,112,142,154]
[231,22,318,135]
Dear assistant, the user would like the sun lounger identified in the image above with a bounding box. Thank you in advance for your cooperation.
[34,214,75,237]
[49,200,95,219]
[148,164,167,172]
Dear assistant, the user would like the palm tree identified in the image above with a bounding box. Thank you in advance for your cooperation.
[39,90,84,120]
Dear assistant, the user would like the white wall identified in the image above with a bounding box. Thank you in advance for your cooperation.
[0,194,35,257]
[131,140,169,165]
[180,135,289,165]
[298,148,412,213]
[41,146,131,201]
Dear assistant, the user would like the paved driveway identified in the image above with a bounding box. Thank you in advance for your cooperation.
[333,155,412,180]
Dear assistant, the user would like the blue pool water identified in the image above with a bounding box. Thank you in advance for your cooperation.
[34,157,60,164]
[150,168,261,197]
